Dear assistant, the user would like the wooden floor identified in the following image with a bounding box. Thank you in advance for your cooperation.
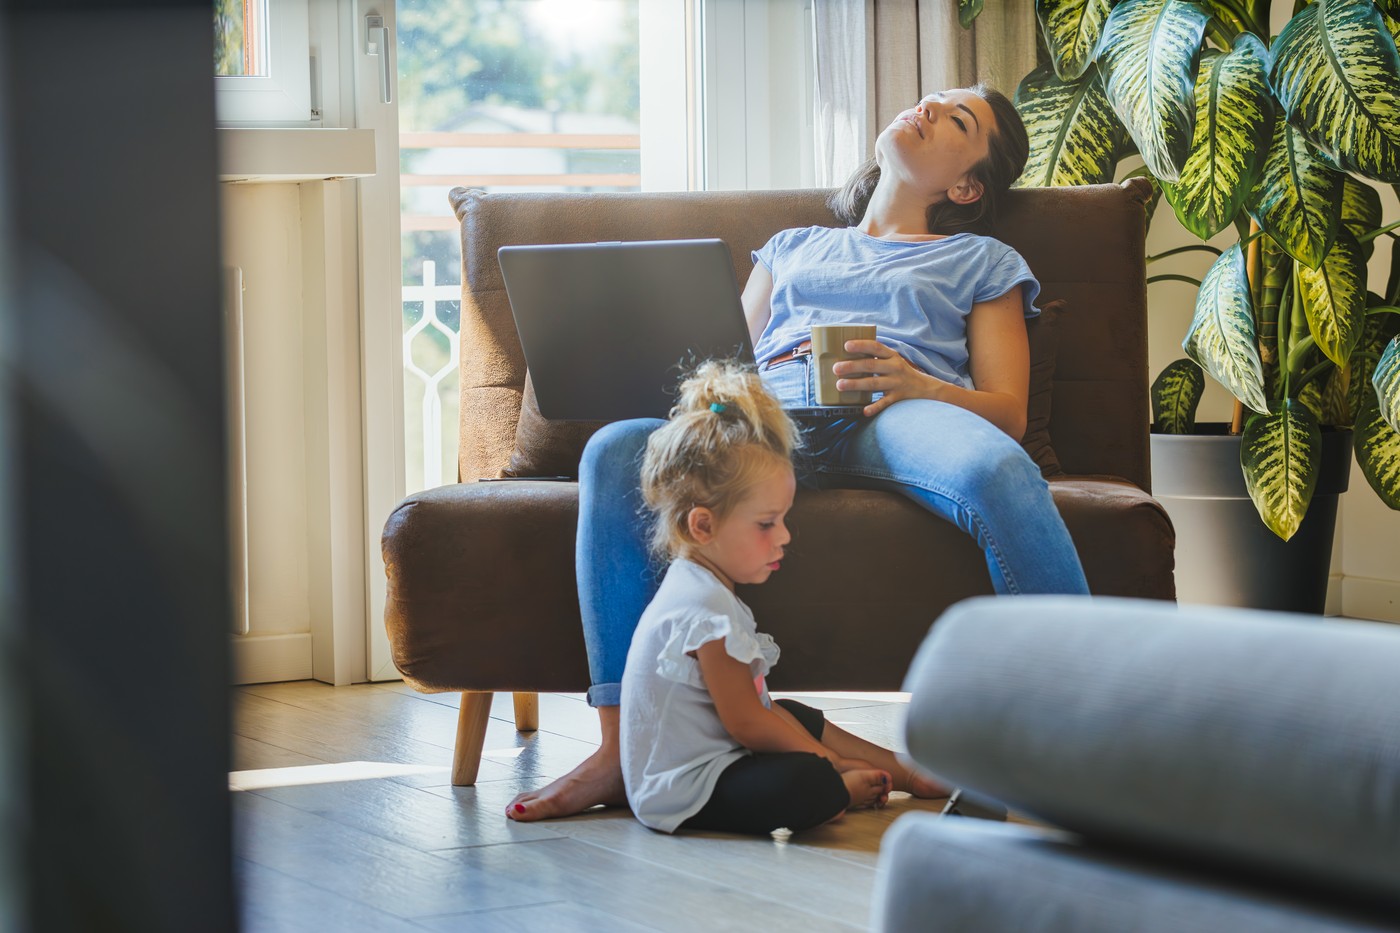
[231,681,954,932]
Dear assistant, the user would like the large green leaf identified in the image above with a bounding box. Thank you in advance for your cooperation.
[1296,227,1367,366]
[1296,377,1328,424]
[1270,0,1400,184]
[1341,175,1384,259]
[1014,64,1124,187]
[1037,0,1115,81]
[1184,244,1270,414]
[1098,0,1207,182]
[1161,36,1273,240]
[959,0,984,29]
[1150,358,1206,432]
[1241,401,1322,540]
[1346,307,1400,425]
[1247,118,1343,269]
[1356,393,1400,508]
[1197,0,1250,36]
[1320,361,1351,425]
[1375,335,1400,431]
[1340,175,1383,235]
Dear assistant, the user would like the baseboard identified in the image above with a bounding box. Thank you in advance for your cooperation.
[1340,577,1400,624]
[1325,573,1343,617]
[231,632,314,685]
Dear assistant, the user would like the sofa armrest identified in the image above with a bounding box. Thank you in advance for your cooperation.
[1049,475,1175,600]
[382,481,590,693]
[901,597,1400,909]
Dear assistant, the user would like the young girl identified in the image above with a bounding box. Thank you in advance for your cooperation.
[619,360,945,835]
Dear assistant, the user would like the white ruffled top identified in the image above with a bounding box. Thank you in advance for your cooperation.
[619,558,781,832]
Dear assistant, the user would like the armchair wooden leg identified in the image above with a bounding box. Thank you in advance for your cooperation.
[453,691,493,786]
[512,692,539,732]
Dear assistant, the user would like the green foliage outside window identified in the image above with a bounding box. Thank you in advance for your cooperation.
[214,0,245,77]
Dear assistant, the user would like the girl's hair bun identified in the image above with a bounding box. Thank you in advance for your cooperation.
[640,359,799,560]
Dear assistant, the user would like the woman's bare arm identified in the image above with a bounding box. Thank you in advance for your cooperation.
[741,263,775,348]
[832,287,1030,438]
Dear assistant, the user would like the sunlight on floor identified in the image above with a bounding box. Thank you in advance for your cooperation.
[776,691,911,703]
[228,760,449,791]
[481,746,526,759]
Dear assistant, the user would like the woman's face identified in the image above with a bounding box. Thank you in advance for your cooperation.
[877,88,996,204]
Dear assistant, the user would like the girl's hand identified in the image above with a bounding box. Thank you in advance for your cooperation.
[832,340,940,417]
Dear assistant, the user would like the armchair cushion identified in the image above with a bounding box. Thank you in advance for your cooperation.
[504,374,603,478]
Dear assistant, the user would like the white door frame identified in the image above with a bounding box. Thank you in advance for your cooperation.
[352,0,405,682]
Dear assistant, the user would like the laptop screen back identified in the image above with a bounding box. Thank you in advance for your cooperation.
[498,239,754,421]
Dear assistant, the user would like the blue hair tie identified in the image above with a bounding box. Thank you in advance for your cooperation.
[710,402,727,413]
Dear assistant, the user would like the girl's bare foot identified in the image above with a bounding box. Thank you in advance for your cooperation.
[893,756,950,799]
[841,768,892,810]
[506,747,628,822]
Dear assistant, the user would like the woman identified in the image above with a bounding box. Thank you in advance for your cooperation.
[507,84,1088,823]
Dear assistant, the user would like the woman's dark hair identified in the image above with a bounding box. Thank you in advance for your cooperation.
[827,84,1030,236]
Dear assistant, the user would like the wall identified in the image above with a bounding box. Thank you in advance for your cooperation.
[221,184,316,675]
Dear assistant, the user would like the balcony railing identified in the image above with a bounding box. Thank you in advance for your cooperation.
[399,131,641,231]
[402,260,461,490]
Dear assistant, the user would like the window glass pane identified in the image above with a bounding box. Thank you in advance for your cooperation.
[397,0,641,493]
[214,0,268,77]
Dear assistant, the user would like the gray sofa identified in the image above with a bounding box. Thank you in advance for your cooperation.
[874,597,1400,932]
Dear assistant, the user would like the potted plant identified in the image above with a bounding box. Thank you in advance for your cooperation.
[961,0,1400,610]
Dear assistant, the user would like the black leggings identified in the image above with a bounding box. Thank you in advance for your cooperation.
[680,699,848,835]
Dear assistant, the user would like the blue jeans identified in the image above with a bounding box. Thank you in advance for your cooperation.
[577,357,1089,706]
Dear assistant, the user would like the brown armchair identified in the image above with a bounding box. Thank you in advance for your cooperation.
[381,179,1175,785]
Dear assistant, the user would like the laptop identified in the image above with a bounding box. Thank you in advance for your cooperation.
[497,238,865,422]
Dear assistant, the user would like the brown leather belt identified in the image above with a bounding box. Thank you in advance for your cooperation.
[764,339,813,369]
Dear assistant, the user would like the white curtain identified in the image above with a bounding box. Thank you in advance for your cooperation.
[813,0,1039,186]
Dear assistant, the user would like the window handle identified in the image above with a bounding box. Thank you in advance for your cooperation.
[365,14,393,105]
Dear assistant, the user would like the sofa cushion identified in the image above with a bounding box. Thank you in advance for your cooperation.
[901,596,1400,909]
[503,374,605,478]
[1022,299,1064,477]
[872,816,1395,933]
[503,300,1066,479]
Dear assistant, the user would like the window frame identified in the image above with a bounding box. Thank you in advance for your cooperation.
[216,0,314,126]
[696,0,816,191]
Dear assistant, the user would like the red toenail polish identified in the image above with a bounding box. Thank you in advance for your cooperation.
[514,803,526,814]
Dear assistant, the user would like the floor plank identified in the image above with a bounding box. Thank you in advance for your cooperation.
[413,900,658,933]
[236,792,552,918]
[236,859,430,933]
[249,775,561,851]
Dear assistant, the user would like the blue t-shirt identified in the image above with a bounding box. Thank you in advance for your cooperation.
[752,226,1041,389]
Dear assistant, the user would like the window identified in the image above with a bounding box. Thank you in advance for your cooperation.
[214,0,313,125]
[393,0,816,494]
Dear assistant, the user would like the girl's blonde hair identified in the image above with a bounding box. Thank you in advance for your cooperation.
[641,359,800,561]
